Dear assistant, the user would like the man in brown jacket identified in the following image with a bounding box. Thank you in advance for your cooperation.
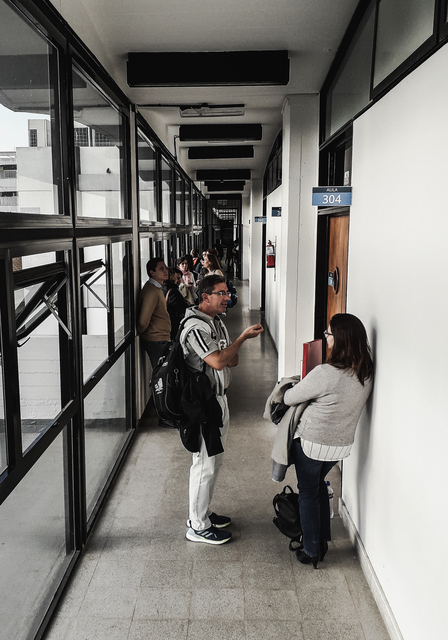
[137,257,170,368]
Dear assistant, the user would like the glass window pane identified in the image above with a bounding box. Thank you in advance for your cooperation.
[161,157,172,224]
[72,67,125,219]
[84,354,129,518]
[373,0,435,87]
[0,2,60,215]
[185,182,191,226]
[111,241,129,347]
[14,260,69,453]
[0,333,5,475]
[192,192,198,226]
[326,1,375,138]
[140,236,151,285]
[137,133,157,223]
[175,171,182,224]
[81,245,108,381]
[0,428,72,640]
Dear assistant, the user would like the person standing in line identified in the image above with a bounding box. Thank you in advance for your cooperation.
[283,313,373,568]
[194,249,207,275]
[202,252,224,277]
[190,248,200,269]
[137,256,170,368]
[180,275,264,544]
[165,267,189,339]
[176,255,198,305]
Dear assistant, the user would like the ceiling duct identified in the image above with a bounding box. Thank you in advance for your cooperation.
[179,124,262,141]
[127,51,289,87]
[205,181,246,191]
[197,169,251,181]
[188,146,254,160]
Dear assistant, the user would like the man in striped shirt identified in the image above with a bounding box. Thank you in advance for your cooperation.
[180,275,263,545]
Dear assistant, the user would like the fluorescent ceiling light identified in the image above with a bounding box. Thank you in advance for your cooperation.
[180,104,245,118]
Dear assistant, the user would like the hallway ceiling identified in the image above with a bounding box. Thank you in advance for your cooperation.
[67,0,359,194]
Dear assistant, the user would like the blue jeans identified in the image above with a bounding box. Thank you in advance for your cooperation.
[291,439,337,558]
[141,339,169,369]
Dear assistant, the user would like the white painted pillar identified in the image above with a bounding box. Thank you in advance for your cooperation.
[241,194,251,280]
[277,95,319,378]
[249,178,263,310]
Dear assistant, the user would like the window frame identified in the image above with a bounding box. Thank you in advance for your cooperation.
[320,0,445,142]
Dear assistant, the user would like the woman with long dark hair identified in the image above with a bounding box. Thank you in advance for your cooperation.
[203,252,224,277]
[176,255,198,305]
[283,313,373,568]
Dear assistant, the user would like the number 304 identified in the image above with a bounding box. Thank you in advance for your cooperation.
[322,194,342,204]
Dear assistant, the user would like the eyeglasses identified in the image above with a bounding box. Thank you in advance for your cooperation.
[210,291,230,298]
[323,330,333,338]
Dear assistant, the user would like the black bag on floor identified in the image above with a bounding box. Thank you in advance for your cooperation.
[273,485,303,550]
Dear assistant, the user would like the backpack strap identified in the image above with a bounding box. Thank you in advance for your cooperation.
[177,315,213,373]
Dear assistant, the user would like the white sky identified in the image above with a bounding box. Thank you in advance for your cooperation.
[0,104,48,152]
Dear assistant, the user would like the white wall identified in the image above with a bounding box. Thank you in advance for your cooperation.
[264,187,283,348]
[271,95,319,378]
[343,44,448,640]
[241,195,251,280]
[248,179,263,311]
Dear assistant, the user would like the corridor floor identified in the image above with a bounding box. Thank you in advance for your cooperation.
[44,282,390,640]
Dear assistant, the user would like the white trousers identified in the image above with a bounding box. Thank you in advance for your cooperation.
[188,395,229,531]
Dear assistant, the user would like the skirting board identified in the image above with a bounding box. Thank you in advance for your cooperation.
[339,499,404,640]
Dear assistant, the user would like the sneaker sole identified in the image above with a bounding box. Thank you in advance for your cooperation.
[185,529,231,545]
[186,519,231,529]
[210,520,231,529]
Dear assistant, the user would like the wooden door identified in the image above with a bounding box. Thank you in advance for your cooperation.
[326,215,349,329]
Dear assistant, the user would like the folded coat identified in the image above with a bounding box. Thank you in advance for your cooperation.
[264,376,308,483]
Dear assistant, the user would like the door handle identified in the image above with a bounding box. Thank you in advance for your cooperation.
[333,266,340,295]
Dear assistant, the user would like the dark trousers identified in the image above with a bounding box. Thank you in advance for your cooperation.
[291,438,337,558]
[141,339,169,369]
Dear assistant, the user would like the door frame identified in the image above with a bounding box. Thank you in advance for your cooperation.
[314,207,350,343]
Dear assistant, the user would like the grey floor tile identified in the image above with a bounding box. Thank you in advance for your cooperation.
[128,619,189,640]
[295,570,359,622]
[243,560,296,590]
[60,617,132,640]
[192,560,243,588]
[190,588,245,620]
[244,589,301,620]
[140,558,194,589]
[77,585,139,619]
[246,620,304,640]
[187,619,246,640]
[134,587,191,619]
[301,618,366,640]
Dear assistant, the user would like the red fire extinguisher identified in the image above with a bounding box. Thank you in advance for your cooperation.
[266,240,275,268]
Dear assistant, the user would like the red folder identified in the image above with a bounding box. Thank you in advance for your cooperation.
[302,339,322,378]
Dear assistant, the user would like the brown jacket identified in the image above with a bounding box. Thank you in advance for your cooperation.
[137,281,170,341]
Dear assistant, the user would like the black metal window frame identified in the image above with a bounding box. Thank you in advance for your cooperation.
[70,61,133,227]
[320,0,448,144]
[0,244,78,500]
[263,130,283,198]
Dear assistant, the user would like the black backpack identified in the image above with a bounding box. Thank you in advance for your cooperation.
[273,485,303,550]
[151,316,207,423]
[150,316,224,454]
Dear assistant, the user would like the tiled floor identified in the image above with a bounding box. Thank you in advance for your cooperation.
[44,282,391,640]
